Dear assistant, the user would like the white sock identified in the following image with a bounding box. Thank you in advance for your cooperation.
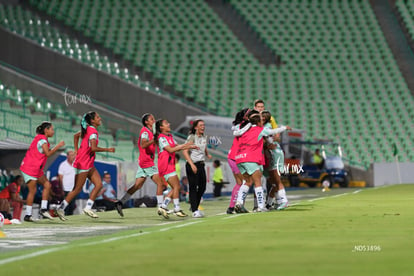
[254,186,265,209]
[60,200,69,210]
[173,198,180,211]
[276,189,287,204]
[25,205,32,216]
[121,193,131,204]
[236,184,249,205]
[85,199,94,210]
[162,197,171,208]
[156,195,164,207]
[41,200,48,210]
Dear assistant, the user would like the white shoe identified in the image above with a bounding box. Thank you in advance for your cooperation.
[40,209,54,220]
[56,208,67,221]
[192,210,204,218]
[83,208,99,218]
[10,219,22,224]
[157,207,170,219]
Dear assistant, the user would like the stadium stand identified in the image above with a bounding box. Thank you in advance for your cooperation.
[0,78,136,161]
[0,1,413,169]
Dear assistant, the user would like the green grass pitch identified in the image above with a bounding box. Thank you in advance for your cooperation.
[1,184,413,275]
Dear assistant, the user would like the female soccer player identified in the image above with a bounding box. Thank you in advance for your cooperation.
[116,113,171,219]
[20,121,65,222]
[182,119,212,218]
[233,111,288,213]
[57,111,115,220]
[261,110,291,210]
[226,108,250,214]
[155,119,198,217]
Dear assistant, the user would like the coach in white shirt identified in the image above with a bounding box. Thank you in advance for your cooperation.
[58,150,76,215]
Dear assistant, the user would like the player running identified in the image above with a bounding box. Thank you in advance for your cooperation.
[57,111,115,220]
[20,122,65,222]
[115,113,171,219]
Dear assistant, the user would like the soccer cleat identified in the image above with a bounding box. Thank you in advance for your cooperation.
[40,209,54,220]
[55,208,67,221]
[157,207,170,219]
[23,215,35,222]
[10,219,22,224]
[192,210,204,218]
[83,208,99,218]
[252,207,259,213]
[276,201,289,211]
[115,201,124,217]
[235,204,249,213]
[174,210,188,217]
[226,207,235,214]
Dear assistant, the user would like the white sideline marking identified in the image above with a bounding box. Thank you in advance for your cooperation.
[353,189,362,194]
[222,215,241,220]
[0,220,202,266]
[308,197,326,202]
[159,221,202,232]
[0,188,368,266]
[331,193,349,198]
[0,247,63,266]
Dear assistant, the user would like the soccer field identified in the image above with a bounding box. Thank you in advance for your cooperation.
[1,185,413,275]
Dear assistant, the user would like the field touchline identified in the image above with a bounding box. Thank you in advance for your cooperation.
[0,219,203,266]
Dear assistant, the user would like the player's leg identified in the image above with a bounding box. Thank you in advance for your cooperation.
[235,164,251,213]
[251,170,265,211]
[83,168,102,218]
[23,179,38,221]
[167,175,187,217]
[56,170,88,220]
[37,175,54,220]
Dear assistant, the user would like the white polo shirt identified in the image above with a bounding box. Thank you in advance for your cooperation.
[58,160,76,192]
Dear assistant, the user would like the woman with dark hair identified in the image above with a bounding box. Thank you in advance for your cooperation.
[155,119,197,218]
[182,119,212,218]
[116,113,170,219]
[57,112,115,220]
[233,111,289,213]
[20,121,65,222]
[226,108,250,214]
[261,110,291,210]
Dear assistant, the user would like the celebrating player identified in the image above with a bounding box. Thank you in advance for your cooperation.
[155,119,198,218]
[57,111,115,220]
[233,111,289,213]
[261,110,291,210]
[20,121,65,222]
[116,113,170,219]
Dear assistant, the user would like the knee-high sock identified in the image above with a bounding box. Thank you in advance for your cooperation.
[229,184,241,208]
[236,184,249,205]
[254,186,265,209]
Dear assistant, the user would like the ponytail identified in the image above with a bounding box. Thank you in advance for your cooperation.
[153,119,164,145]
[239,109,259,128]
[36,121,52,135]
[233,108,250,126]
[81,111,96,138]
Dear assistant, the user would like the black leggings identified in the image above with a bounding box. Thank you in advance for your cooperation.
[186,162,206,212]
